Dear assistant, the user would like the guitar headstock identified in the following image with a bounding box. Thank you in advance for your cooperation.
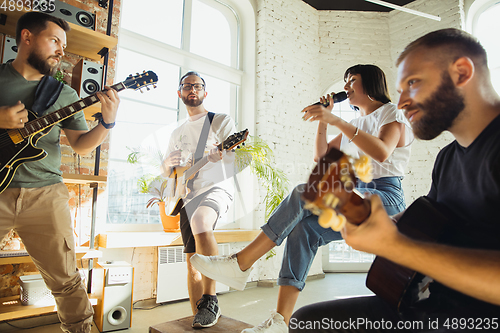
[222,129,249,150]
[302,148,372,230]
[123,71,158,92]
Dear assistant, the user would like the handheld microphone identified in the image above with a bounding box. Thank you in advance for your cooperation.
[312,91,348,107]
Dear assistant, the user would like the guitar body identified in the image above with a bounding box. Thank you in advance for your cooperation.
[366,196,451,311]
[163,169,191,217]
[0,130,47,193]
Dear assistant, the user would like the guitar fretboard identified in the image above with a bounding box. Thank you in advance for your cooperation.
[17,82,126,138]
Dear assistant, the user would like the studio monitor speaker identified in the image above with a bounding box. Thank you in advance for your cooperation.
[41,0,96,30]
[92,262,134,332]
[1,35,17,63]
[72,59,104,98]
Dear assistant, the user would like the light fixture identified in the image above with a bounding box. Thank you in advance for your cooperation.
[364,0,441,21]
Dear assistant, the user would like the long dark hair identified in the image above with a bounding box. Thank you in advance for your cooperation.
[344,64,391,104]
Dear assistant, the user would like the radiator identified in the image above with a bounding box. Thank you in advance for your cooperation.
[156,244,231,303]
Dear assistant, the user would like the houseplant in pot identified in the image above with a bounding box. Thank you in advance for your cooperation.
[127,149,181,232]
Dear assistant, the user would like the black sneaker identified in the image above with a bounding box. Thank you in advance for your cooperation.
[192,295,221,328]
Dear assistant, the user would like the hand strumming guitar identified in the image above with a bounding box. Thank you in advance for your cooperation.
[161,150,183,176]
[0,101,28,129]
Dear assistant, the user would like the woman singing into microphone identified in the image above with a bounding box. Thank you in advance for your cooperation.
[190,64,413,333]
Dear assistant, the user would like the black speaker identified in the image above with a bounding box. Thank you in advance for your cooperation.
[41,0,96,30]
[2,35,17,63]
[71,59,104,98]
[93,262,134,332]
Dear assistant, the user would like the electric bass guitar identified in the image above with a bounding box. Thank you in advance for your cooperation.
[164,129,249,217]
[302,147,453,312]
[0,71,158,194]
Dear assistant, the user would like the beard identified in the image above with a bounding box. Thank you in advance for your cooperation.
[27,49,59,76]
[181,94,204,107]
[411,71,465,140]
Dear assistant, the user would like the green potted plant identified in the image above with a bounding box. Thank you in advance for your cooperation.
[127,150,180,232]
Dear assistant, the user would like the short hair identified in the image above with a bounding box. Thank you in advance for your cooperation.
[178,71,206,90]
[396,28,487,68]
[344,64,391,104]
[16,12,70,45]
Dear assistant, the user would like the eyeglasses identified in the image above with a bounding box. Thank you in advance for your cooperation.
[179,83,205,91]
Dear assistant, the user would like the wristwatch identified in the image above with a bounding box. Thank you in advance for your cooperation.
[99,118,116,129]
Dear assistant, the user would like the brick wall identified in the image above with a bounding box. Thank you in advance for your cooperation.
[252,0,464,280]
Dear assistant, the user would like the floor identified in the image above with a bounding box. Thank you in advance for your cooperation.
[0,273,373,332]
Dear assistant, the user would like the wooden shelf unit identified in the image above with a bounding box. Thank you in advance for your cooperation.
[0,295,99,322]
[0,249,101,321]
[0,248,101,265]
[0,8,117,61]
[62,173,107,185]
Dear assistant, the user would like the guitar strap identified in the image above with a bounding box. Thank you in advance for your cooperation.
[31,75,64,116]
[193,112,215,164]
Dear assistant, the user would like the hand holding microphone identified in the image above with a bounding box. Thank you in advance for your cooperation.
[311,91,348,107]
[302,91,348,125]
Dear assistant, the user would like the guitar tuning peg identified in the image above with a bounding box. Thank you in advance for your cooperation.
[353,155,373,183]
[139,89,144,93]
[146,86,150,91]
[153,84,157,89]
[127,74,133,79]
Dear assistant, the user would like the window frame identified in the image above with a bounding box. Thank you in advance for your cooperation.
[102,0,256,232]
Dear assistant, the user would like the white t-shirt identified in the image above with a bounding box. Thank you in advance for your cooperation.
[340,103,413,179]
[165,112,237,203]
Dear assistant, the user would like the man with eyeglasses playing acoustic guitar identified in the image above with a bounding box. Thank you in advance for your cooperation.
[290,28,500,332]
[160,71,239,328]
[0,12,119,333]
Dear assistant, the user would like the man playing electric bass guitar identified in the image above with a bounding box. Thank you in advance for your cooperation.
[160,71,237,329]
[291,28,500,332]
[0,12,119,333]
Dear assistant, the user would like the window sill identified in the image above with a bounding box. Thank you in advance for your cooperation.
[97,229,260,248]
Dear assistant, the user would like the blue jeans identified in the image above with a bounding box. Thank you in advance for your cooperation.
[260,177,405,291]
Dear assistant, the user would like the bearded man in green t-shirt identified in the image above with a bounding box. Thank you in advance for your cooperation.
[0,12,119,333]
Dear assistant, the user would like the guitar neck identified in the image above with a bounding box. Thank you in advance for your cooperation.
[184,143,224,180]
[17,82,127,138]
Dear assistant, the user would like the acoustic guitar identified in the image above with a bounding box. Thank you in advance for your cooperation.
[302,147,452,311]
[164,129,249,217]
[0,71,158,194]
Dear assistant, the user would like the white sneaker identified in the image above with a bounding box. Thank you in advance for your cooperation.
[190,254,251,291]
[242,311,287,333]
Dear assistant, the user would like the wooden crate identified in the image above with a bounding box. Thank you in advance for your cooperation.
[149,315,252,333]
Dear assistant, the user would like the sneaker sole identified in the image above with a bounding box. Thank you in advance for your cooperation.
[190,256,249,291]
[192,308,221,328]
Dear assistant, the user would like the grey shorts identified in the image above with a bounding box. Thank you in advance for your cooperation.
[180,187,232,253]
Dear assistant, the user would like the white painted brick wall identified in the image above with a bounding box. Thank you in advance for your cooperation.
[253,0,465,281]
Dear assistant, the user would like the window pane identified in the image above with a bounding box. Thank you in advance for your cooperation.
[201,74,233,115]
[190,0,232,66]
[475,3,500,94]
[120,0,183,48]
[475,3,500,69]
[107,100,178,224]
[115,48,180,109]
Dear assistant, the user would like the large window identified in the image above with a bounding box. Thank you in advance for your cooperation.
[468,0,500,94]
[104,0,245,231]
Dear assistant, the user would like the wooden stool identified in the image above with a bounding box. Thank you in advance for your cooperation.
[149,315,253,332]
